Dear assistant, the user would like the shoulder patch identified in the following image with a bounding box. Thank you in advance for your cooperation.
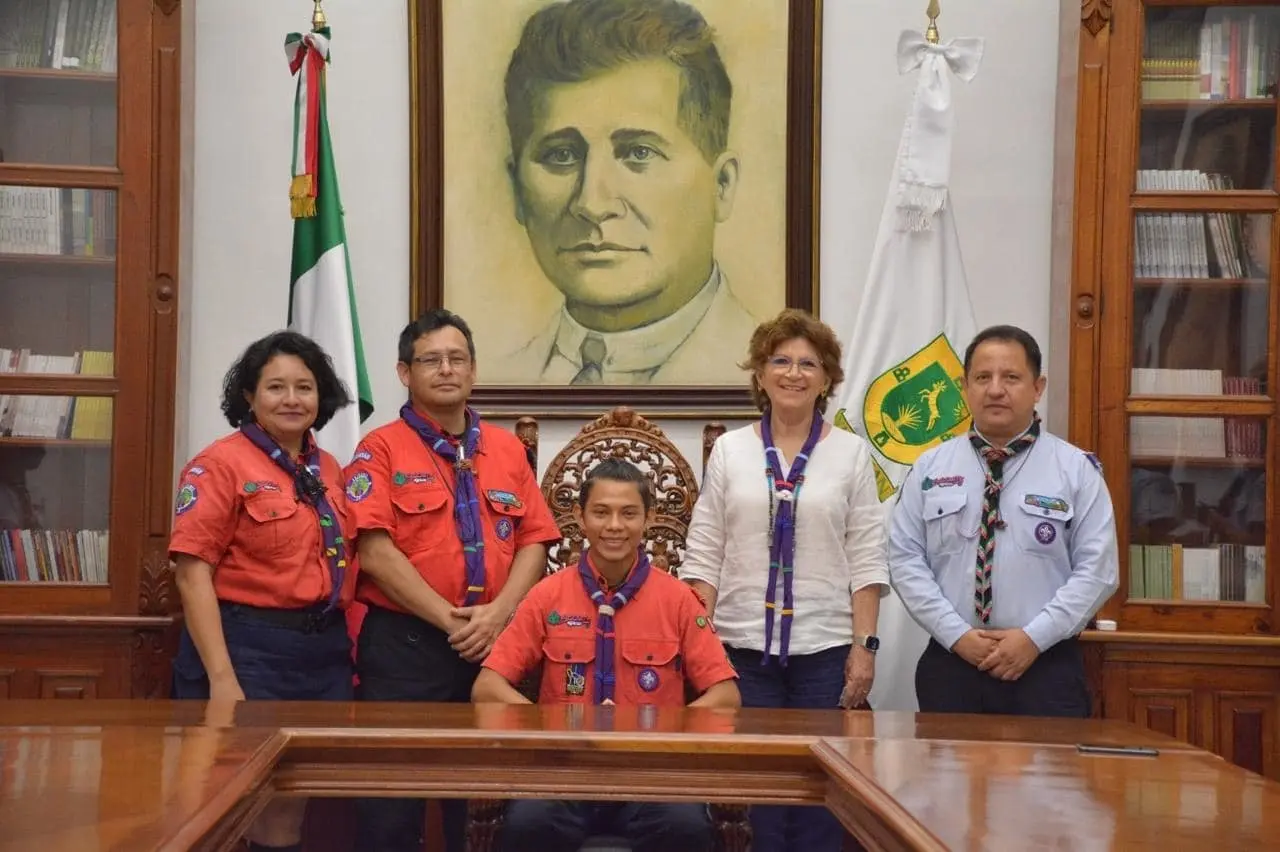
[346,471,373,502]
[351,445,373,463]
[175,483,198,515]
[1084,451,1103,473]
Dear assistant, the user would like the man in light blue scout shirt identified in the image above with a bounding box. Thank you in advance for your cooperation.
[889,325,1118,717]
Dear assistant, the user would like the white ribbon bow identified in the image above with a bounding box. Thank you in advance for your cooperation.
[892,30,985,232]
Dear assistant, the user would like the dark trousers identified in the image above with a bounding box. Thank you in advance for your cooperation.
[726,644,849,852]
[171,602,352,701]
[355,605,481,852]
[501,800,712,852]
[915,637,1091,717]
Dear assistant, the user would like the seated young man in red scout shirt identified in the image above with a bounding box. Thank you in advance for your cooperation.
[474,459,739,852]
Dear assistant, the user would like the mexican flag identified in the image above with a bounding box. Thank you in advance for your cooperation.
[830,30,984,711]
[286,26,373,464]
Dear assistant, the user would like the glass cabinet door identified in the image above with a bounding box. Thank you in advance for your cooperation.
[0,0,119,168]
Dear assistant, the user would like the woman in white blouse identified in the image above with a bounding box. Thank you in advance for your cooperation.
[681,308,888,852]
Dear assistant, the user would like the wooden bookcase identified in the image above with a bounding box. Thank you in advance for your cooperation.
[1071,0,1280,778]
[0,0,181,698]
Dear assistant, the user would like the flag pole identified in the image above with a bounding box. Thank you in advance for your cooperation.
[312,0,327,32]
[925,0,941,44]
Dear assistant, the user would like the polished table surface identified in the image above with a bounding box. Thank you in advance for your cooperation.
[0,701,1274,851]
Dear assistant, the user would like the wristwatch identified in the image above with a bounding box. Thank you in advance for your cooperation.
[854,634,880,653]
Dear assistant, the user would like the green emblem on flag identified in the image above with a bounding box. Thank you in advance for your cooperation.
[863,333,970,466]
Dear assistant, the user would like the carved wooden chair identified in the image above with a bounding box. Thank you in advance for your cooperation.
[467,408,745,852]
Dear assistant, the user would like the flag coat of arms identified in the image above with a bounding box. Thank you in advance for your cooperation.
[286,26,374,464]
[830,30,984,711]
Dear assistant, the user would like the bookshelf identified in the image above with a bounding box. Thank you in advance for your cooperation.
[0,0,181,698]
[1071,1,1280,778]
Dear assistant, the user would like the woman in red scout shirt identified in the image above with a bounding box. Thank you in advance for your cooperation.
[169,330,357,852]
[474,459,739,852]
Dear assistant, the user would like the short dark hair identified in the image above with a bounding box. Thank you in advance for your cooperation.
[963,325,1043,378]
[579,458,654,512]
[504,0,732,165]
[220,330,352,430]
[741,309,845,414]
[398,309,477,364]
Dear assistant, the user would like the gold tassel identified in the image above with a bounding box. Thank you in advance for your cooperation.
[289,174,316,219]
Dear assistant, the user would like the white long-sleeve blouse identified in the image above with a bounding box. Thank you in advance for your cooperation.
[680,423,890,656]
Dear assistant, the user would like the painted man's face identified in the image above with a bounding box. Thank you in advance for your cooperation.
[511,60,737,331]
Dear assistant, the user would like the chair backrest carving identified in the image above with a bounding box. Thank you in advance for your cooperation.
[540,407,699,575]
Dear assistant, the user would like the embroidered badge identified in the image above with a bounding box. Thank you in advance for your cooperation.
[1025,494,1069,514]
[345,471,373,502]
[175,483,197,515]
[695,616,708,629]
[243,481,281,494]
[393,471,407,486]
[352,448,373,463]
[394,472,436,485]
[565,663,587,697]
[1035,521,1057,545]
[637,667,660,692]
[563,615,592,629]
[547,610,562,626]
[186,465,205,477]
[933,475,964,488]
[486,489,523,509]
[496,517,513,541]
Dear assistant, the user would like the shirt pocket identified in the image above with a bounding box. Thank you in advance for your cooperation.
[390,486,449,556]
[922,490,975,558]
[241,492,303,561]
[618,637,684,706]
[542,634,596,704]
[1013,493,1074,561]
[482,487,528,556]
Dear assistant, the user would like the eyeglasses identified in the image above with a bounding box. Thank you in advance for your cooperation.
[767,356,822,375]
[411,353,471,371]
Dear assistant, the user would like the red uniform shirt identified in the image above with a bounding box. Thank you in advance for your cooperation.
[168,431,358,609]
[484,563,737,707]
[343,418,559,612]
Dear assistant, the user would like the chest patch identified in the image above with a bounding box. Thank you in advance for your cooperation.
[565,663,587,697]
[637,667,660,692]
[922,474,964,490]
[486,489,522,509]
[1024,494,1069,514]
[393,471,436,486]
[1034,521,1057,545]
[495,517,514,541]
[243,481,281,494]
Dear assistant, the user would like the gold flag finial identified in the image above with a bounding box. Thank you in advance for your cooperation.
[925,0,941,44]
[312,0,327,31]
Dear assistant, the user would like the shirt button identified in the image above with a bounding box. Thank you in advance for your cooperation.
[564,653,572,660]
[417,503,425,510]
[646,654,653,661]
[937,508,943,515]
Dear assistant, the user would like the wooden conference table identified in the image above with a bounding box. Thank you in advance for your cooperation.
[0,701,1277,851]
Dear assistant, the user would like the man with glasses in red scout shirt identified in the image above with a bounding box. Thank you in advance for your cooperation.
[474,458,740,852]
[344,309,560,852]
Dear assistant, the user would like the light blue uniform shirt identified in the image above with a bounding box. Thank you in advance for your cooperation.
[888,428,1119,652]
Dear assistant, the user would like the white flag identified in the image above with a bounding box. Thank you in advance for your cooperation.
[831,31,984,711]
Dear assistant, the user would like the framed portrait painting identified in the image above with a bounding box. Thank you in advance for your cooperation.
[409,0,822,415]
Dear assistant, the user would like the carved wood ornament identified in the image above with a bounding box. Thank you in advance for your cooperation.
[1082,0,1113,37]
[540,407,699,575]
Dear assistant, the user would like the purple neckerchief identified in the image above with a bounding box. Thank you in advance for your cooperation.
[239,422,346,612]
[760,410,823,666]
[399,402,486,606]
[578,548,651,704]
